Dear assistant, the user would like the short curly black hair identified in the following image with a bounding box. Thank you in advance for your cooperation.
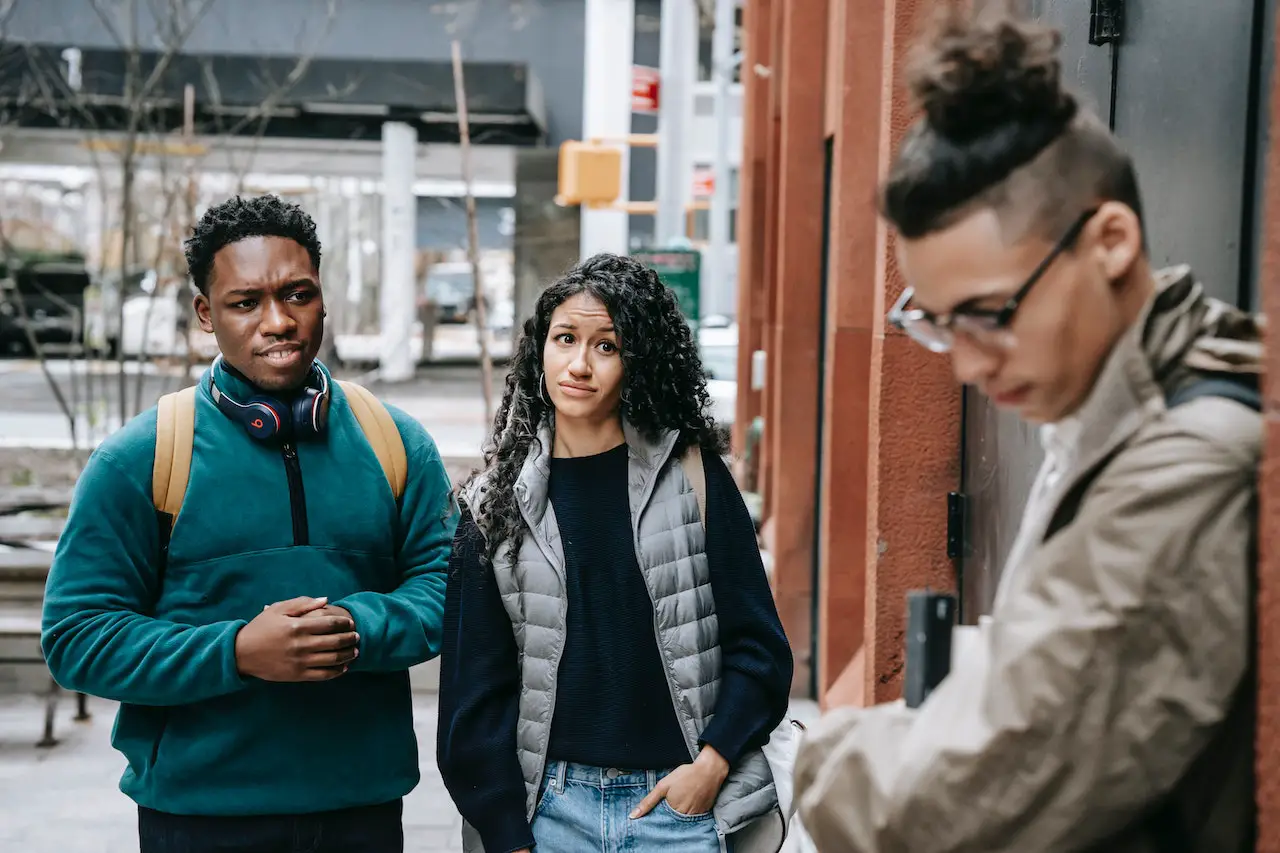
[463,252,726,567]
[183,194,322,295]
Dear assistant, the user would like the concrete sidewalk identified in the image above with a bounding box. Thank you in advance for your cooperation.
[0,692,464,853]
[0,359,502,460]
[0,690,820,852]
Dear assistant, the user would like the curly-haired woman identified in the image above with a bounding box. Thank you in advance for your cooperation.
[437,253,794,853]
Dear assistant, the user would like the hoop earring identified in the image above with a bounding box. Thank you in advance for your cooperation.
[538,371,552,407]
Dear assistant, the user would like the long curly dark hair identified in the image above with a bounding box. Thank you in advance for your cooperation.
[463,252,726,565]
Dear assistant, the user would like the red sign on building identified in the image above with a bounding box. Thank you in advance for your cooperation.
[632,66,661,114]
[693,167,715,199]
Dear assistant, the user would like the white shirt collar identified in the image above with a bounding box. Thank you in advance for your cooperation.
[1039,414,1083,472]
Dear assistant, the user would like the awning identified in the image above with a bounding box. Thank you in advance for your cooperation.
[0,42,547,146]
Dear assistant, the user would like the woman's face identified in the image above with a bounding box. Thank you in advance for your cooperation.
[541,291,624,425]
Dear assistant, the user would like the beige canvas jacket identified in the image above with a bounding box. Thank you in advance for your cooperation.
[794,268,1262,853]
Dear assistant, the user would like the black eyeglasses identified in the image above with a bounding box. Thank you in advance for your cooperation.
[888,207,1099,353]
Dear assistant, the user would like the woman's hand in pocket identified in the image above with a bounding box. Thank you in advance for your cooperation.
[630,746,730,819]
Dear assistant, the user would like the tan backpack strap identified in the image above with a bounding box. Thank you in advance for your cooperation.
[681,443,707,528]
[153,385,197,519]
[338,380,408,501]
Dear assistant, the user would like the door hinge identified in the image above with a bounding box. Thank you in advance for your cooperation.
[1089,0,1124,46]
[946,491,969,560]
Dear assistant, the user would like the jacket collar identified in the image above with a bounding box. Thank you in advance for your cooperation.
[1049,266,1261,515]
[466,413,678,575]
[512,414,681,525]
[203,355,329,404]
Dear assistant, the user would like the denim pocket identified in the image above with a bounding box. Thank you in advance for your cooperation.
[534,774,559,818]
[659,800,713,822]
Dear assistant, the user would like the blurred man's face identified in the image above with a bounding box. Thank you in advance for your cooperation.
[894,203,1144,424]
[194,236,324,392]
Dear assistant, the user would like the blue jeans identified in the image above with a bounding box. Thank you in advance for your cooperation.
[137,800,403,853]
[531,761,727,853]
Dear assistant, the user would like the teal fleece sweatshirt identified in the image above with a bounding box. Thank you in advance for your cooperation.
[40,361,457,816]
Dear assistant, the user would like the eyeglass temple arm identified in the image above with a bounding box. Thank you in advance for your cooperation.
[888,287,914,327]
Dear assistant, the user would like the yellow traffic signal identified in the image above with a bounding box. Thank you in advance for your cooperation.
[556,140,622,208]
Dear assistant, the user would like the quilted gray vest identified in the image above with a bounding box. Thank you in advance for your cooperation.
[460,419,785,853]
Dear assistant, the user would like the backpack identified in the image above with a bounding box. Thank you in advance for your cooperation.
[1165,375,1262,411]
[151,381,407,531]
[679,444,803,828]
[1086,372,1261,853]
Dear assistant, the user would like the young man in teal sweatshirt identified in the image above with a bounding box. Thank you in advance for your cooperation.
[41,194,457,853]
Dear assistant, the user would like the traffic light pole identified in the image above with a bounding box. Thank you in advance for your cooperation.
[580,0,636,258]
[655,0,697,246]
[588,136,660,215]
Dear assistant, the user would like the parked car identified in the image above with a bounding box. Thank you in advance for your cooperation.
[698,323,738,429]
[421,262,486,324]
[0,256,90,357]
[489,297,515,339]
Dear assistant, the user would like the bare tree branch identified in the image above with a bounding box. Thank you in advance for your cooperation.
[87,0,131,50]
[452,39,494,425]
[0,7,87,447]
[0,1,17,38]
[133,0,215,108]
[177,0,343,190]
[131,148,184,412]
[6,0,358,425]
[0,213,80,445]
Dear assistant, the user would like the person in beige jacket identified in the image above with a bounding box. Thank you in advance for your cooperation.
[793,8,1262,853]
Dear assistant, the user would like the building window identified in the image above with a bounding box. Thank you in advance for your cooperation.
[686,163,737,242]
[687,208,739,244]
[691,163,742,242]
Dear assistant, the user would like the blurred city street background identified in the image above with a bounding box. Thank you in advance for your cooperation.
[0,2,748,848]
[0,353,503,460]
[3,0,1275,847]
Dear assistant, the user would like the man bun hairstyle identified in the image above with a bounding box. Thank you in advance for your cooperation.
[910,8,1075,144]
[883,3,1142,242]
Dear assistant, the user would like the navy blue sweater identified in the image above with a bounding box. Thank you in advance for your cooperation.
[437,445,793,853]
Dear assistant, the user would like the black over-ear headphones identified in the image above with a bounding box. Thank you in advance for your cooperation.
[209,354,331,442]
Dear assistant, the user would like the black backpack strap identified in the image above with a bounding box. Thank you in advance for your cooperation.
[1138,372,1260,853]
[1166,376,1262,412]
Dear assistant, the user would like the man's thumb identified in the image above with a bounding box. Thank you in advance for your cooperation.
[275,596,328,616]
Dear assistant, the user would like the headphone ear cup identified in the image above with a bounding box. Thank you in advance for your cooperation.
[244,400,284,441]
[291,388,324,441]
[313,386,330,435]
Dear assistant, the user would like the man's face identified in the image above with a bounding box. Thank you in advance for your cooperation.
[896,206,1140,424]
[194,235,324,392]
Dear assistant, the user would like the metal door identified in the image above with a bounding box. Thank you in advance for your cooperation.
[1110,0,1263,306]
[957,0,1265,622]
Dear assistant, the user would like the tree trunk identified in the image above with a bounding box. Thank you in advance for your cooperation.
[451,41,494,427]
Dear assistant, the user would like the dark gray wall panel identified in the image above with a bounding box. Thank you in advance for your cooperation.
[1111,0,1257,304]
[1029,0,1114,120]
[959,0,1264,621]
